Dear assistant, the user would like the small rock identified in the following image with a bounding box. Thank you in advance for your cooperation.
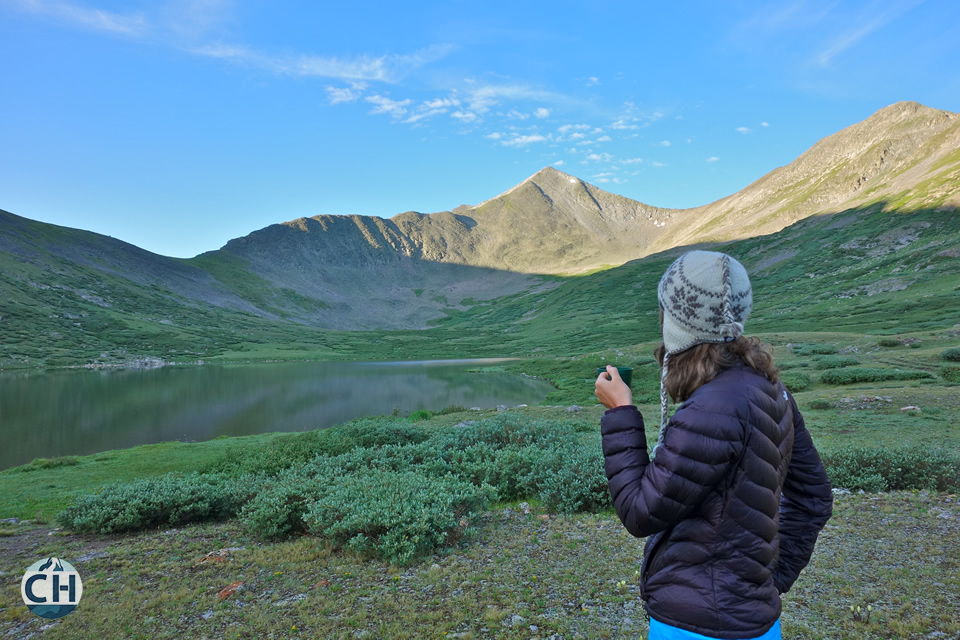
[471,407,483,411]
[497,405,508,413]
[76,551,110,563]
[537,514,550,520]
[900,406,921,412]
[453,420,477,428]
[517,404,528,408]
[502,508,513,518]
[519,502,531,515]
[201,610,215,620]
[353,630,370,639]
[430,563,441,572]
[0,517,20,525]
[566,405,582,412]
[502,614,525,627]
[216,581,244,601]
[274,594,307,607]
[530,624,539,631]
[622,617,634,627]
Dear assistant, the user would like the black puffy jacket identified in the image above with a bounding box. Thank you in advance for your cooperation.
[601,361,833,639]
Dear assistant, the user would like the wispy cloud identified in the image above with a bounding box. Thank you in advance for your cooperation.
[660,140,671,147]
[586,76,600,86]
[10,0,146,35]
[365,95,412,119]
[553,160,565,166]
[814,0,923,66]
[651,161,665,168]
[611,103,663,130]
[761,122,770,127]
[706,157,720,163]
[534,107,551,119]
[193,43,453,82]
[736,126,751,134]
[500,134,549,147]
[326,81,367,105]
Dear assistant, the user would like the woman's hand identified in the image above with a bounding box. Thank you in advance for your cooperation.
[595,365,633,409]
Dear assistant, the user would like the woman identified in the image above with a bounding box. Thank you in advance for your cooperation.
[595,250,833,640]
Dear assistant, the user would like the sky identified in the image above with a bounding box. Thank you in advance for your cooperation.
[1,0,959,258]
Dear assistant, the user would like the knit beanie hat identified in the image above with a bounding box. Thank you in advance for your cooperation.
[655,251,753,451]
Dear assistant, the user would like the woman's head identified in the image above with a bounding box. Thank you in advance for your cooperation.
[657,250,753,355]
[653,251,770,436]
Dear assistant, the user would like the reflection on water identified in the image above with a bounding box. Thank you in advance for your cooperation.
[0,359,554,470]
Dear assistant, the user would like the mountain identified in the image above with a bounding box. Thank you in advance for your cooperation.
[660,101,959,247]
[195,102,958,329]
[1,101,958,361]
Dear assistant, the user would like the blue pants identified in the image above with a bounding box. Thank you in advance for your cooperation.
[649,617,781,640]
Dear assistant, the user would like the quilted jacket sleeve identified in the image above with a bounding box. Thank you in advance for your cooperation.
[773,392,833,594]
[600,394,746,539]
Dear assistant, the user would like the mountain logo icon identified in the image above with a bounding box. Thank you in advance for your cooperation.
[21,557,83,619]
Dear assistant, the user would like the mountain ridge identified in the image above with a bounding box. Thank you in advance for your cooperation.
[1,101,958,336]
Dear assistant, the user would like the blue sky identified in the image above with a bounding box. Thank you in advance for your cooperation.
[2,0,958,258]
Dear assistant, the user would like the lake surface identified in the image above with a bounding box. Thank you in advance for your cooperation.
[0,359,554,470]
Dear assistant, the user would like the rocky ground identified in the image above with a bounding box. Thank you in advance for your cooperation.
[1,491,958,639]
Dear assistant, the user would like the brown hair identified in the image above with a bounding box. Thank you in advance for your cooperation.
[654,336,779,402]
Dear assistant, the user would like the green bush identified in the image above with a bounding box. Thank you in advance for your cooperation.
[303,470,495,565]
[813,356,860,370]
[427,414,576,451]
[527,442,611,513]
[822,447,960,492]
[420,444,546,502]
[58,473,263,534]
[780,371,811,392]
[204,418,429,476]
[878,338,902,348]
[819,368,934,385]
[940,366,960,383]
[408,410,432,421]
[940,347,960,362]
[806,399,833,410]
[328,417,431,449]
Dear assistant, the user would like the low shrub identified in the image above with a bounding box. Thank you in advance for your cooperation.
[813,356,860,370]
[408,410,431,421]
[328,418,431,449]
[780,371,811,392]
[940,366,960,383]
[940,347,960,362]
[204,418,429,476]
[427,414,576,451]
[526,442,611,514]
[819,368,933,385]
[58,473,263,534]
[806,399,833,410]
[303,470,495,565]
[822,447,960,492]
[877,338,902,348]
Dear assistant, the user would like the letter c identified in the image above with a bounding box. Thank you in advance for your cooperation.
[25,574,47,603]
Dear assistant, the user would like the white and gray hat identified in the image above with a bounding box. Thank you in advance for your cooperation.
[655,251,753,446]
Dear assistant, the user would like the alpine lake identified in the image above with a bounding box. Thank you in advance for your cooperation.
[0,359,554,470]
